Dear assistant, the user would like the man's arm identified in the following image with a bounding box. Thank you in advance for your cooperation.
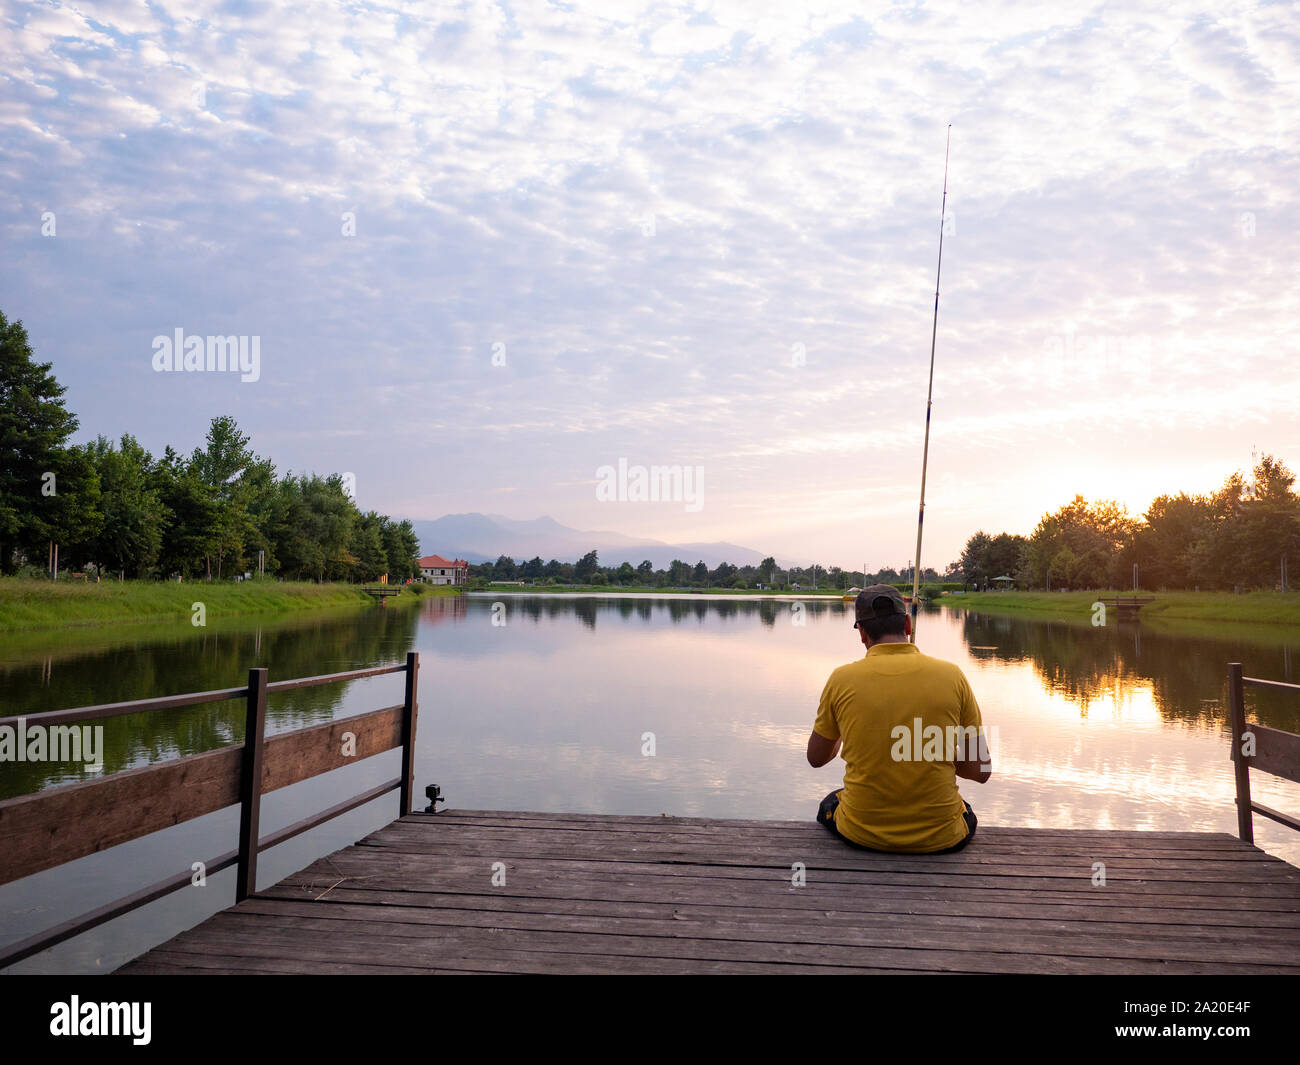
[954,728,992,782]
[807,730,841,768]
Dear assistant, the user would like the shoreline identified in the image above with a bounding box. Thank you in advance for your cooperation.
[941,589,1300,626]
[0,577,458,633]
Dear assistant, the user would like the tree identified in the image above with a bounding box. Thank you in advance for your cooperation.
[1018,496,1133,589]
[0,313,103,573]
[301,474,356,581]
[85,434,163,577]
[759,556,776,585]
[575,550,599,581]
[692,560,708,584]
[151,448,218,579]
[382,518,421,580]
[349,511,389,582]
[192,416,259,579]
[1136,493,1214,588]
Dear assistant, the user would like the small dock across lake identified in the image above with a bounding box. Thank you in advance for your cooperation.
[116,808,1300,975]
[1097,595,1157,621]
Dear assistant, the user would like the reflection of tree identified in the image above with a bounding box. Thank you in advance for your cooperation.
[3,606,419,799]
[959,611,1300,731]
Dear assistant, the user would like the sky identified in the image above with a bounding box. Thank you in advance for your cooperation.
[3,0,1298,571]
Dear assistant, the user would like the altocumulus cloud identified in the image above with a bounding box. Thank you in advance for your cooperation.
[2,0,1297,565]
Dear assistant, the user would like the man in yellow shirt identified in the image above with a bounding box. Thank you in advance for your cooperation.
[807,585,991,853]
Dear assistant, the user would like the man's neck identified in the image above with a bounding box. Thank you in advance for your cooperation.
[866,635,909,650]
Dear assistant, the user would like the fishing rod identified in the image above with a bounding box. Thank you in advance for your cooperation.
[909,125,951,644]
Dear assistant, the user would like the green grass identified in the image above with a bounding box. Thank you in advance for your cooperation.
[943,589,1300,626]
[477,583,848,596]
[0,577,458,632]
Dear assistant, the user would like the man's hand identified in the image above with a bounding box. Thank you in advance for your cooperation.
[807,730,841,768]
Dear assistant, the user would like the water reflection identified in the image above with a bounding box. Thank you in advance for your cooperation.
[5,592,1300,975]
[0,606,419,798]
[956,609,1300,730]
[4,595,1298,860]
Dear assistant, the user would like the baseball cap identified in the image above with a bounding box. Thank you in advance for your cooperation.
[853,584,907,628]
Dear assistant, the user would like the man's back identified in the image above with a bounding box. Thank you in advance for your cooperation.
[814,642,983,852]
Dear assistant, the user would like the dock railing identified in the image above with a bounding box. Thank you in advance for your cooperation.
[0,651,419,968]
[1227,661,1300,842]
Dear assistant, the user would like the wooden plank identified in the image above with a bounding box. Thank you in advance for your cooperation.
[1249,722,1300,785]
[423,809,1248,840]
[344,835,1300,884]
[272,871,1300,919]
[112,809,1300,976]
[257,880,1300,929]
[271,860,1300,915]
[371,820,1283,862]
[126,912,1295,975]
[277,847,1300,900]
[1229,662,1254,842]
[214,900,1300,968]
[235,668,268,902]
[235,894,1300,952]
[407,813,1260,851]
[117,950,473,976]
[123,932,919,975]
[260,705,403,792]
[0,704,403,887]
[0,744,243,886]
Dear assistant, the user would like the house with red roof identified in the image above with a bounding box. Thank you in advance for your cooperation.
[418,554,469,586]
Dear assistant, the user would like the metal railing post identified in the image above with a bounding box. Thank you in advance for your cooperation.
[1227,662,1253,843]
[236,667,269,901]
[400,652,419,816]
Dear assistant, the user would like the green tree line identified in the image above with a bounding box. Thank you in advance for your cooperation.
[0,312,420,581]
[955,456,1300,591]
[472,550,941,590]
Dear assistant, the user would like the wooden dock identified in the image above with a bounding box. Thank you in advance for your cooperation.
[116,808,1300,975]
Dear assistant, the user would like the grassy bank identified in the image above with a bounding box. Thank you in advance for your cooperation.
[477,583,847,596]
[944,589,1300,626]
[0,577,458,632]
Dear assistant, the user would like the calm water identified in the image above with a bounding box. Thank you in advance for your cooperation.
[3,594,1299,973]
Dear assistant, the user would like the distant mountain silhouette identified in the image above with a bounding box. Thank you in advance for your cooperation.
[406,513,780,569]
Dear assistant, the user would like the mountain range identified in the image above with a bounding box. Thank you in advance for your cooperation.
[406,513,785,570]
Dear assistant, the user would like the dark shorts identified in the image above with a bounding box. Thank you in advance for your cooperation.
[817,789,977,854]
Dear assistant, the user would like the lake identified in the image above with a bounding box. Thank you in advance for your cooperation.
[3,593,1299,973]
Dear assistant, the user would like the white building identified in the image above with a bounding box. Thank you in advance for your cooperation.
[418,554,469,586]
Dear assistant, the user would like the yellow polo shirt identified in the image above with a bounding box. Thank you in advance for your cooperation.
[813,642,983,852]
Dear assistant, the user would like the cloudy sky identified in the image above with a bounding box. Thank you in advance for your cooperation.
[4,0,1297,569]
